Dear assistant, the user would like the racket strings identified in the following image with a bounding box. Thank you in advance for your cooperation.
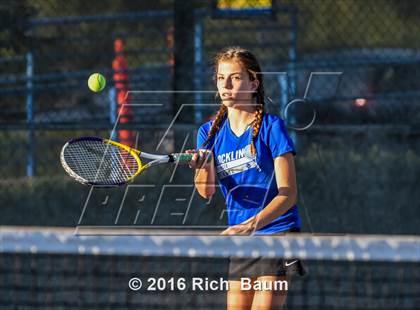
[63,140,139,185]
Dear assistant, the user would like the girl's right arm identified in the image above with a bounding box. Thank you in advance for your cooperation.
[186,149,216,198]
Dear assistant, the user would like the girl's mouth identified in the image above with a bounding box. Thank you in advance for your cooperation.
[222,93,233,99]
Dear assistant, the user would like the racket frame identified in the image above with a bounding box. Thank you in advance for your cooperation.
[60,136,191,186]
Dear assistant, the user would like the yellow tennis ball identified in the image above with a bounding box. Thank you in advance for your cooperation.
[88,73,106,92]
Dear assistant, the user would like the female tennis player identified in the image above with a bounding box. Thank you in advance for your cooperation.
[187,47,304,309]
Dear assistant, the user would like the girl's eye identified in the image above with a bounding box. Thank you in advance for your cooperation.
[217,76,224,81]
[233,76,241,80]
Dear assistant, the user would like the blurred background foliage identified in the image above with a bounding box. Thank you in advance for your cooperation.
[2,1,420,56]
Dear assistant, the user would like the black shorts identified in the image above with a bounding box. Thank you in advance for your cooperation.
[228,228,306,280]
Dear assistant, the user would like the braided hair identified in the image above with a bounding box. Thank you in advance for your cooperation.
[203,47,265,156]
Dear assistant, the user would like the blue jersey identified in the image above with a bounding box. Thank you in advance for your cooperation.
[196,113,301,234]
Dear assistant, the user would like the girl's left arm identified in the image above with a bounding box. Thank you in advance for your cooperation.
[221,152,297,235]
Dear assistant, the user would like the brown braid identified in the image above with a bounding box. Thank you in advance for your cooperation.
[204,47,265,154]
[250,103,264,156]
[202,104,227,147]
[247,67,265,156]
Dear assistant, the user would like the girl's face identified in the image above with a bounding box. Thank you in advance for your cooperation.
[216,61,259,108]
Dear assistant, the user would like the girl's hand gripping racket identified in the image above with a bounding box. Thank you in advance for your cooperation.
[60,136,193,186]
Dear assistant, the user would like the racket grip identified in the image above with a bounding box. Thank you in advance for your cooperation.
[172,153,193,163]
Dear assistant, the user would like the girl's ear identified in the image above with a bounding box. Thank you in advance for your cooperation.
[250,79,259,92]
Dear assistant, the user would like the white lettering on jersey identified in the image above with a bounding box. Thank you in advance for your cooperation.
[216,145,257,179]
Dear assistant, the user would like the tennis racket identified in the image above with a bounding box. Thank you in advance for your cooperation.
[60,136,193,186]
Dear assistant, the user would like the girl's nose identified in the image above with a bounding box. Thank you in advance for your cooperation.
[223,77,232,89]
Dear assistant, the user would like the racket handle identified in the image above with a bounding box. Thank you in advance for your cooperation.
[172,153,193,163]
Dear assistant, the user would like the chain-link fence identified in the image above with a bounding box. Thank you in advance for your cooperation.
[0,0,419,233]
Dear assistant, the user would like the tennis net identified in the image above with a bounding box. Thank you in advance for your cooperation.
[1,227,419,309]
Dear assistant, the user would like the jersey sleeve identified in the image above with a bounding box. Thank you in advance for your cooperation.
[266,118,296,158]
[196,122,212,150]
